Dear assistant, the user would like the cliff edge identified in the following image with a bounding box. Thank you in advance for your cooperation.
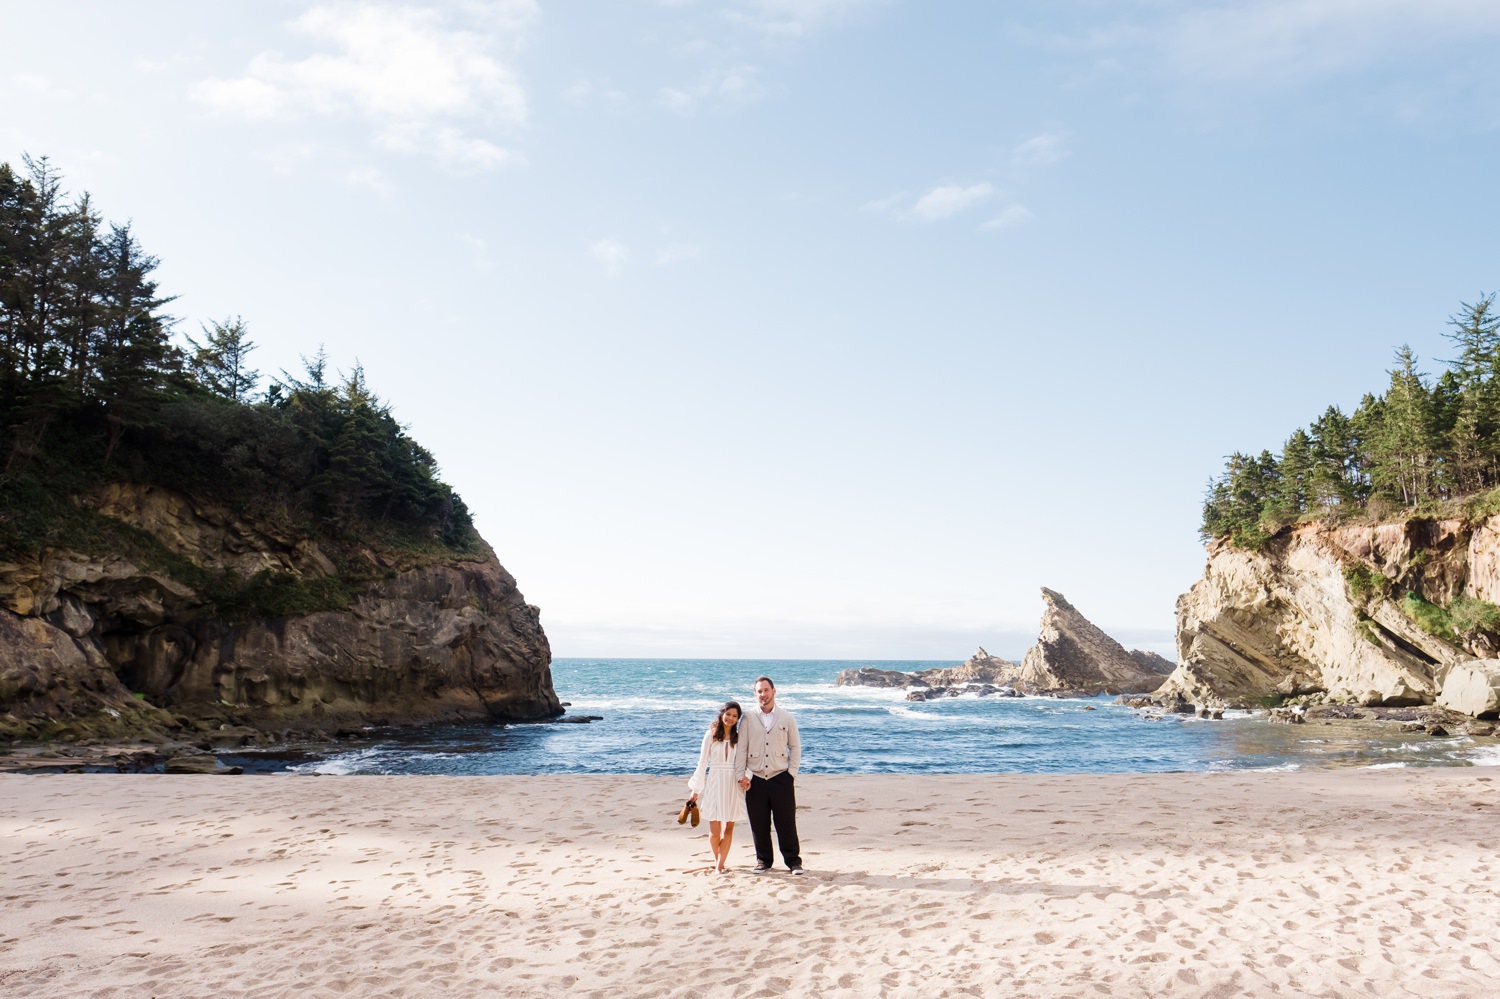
[0,484,559,743]
[1158,515,1500,714]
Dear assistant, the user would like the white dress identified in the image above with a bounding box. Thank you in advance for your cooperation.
[687,731,747,824]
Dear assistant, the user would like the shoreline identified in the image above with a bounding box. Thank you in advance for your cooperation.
[4,771,1499,997]
[1,699,1493,776]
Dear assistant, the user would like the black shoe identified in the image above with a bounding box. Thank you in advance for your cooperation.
[790,866,804,876]
[753,862,771,873]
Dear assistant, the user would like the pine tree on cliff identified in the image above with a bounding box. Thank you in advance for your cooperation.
[92,222,182,460]
[1369,346,1436,505]
[187,316,260,402]
[1441,294,1500,494]
[1277,428,1313,513]
[1307,405,1363,506]
[0,157,181,467]
[317,364,389,525]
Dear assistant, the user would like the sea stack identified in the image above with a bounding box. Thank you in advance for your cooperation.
[1017,587,1176,695]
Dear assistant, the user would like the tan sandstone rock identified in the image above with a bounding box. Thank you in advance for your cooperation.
[1160,520,1486,710]
[1436,661,1500,718]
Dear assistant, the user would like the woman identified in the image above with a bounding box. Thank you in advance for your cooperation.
[687,700,747,873]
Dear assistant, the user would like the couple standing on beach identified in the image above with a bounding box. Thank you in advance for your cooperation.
[686,675,802,875]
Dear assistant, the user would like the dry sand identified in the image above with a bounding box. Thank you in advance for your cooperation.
[2,770,1498,998]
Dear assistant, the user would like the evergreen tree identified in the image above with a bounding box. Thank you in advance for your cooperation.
[1370,346,1436,505]
[1443,294,1500,389]
[1277,428,1313,513]
[1201,450,1281,545]
[187,316,260,401]
[317,364,389,523]
[1308,405,1360,506]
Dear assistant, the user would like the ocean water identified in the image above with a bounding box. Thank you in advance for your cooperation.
[231,658,1500,776]
[228,654,1500,780]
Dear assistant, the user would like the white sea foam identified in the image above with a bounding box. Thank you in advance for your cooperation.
[885,705,964,723]
[794,685,909,703]
[288,748,386,776]
[1464,745,1500,767]
[1205,760,1301,772]
[1365,762,1409,770]
[562,696,721,712]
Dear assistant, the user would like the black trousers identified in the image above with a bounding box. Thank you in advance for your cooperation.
[746,770,800,868]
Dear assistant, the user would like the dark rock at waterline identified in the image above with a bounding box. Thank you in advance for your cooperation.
[164,753,221,774]
[836,667,928,689]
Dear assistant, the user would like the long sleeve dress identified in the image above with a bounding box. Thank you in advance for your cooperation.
[687,731,747,824]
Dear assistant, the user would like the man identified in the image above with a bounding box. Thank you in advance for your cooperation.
[737,675,802,874]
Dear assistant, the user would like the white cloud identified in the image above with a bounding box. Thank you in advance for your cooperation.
[345,166,394,197]
[656,87,696,114]
[656,65,765,115]
[196,77,284,118]
[655,243,701,265]
[193,2,535,170]
[979,205,1033,231]
[563,78,629,109]
[861,192,906,215]
[1164,0,1500,80]
[376,122,515,171]
[459,233,494,272]
[590,238,629,278]
[1048,0,1500,85]
[15,74,71,99]
[1013,132,1067,166]
[910,182,994,221]
[726,0,888,37]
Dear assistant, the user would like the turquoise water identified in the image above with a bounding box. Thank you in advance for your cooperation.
[232,658,1500,776]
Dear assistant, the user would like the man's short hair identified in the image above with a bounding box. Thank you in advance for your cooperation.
[755,675,775,689]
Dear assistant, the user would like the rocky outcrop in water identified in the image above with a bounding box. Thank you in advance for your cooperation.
[835,592,1172,697]
[0,484,559,743]
[1156,516,1500,713]
[1017,588,1176,695]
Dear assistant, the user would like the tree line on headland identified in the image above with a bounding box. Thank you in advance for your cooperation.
[0,155,476,569]
[1202,294,1500,548]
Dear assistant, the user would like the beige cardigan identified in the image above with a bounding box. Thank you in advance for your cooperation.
[737,707,801,780]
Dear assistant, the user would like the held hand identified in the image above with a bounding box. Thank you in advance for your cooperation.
[738,777,751,790]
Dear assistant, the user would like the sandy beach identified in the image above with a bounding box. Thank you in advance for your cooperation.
[2,770,1498,998]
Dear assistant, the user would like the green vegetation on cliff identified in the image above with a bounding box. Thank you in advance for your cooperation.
[1202,292,1500,546]
[0,156,480,614]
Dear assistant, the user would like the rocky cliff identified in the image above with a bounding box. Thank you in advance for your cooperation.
[1158,515,1500,715]
[0,484,560,743]
[1019,587,1176,695]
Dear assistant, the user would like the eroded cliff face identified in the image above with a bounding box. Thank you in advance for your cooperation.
[0,484,559,742]
[1160,516,1500,712]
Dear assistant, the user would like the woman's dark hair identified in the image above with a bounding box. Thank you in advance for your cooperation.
[710,700,742,746]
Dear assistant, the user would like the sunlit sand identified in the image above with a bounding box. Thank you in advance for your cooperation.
[3,771,1498,997]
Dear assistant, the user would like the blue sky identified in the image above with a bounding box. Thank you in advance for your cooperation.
[5,0,1500,658]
